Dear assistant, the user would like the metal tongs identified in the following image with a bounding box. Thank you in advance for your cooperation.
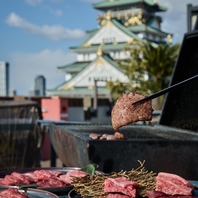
[133,74,198,105]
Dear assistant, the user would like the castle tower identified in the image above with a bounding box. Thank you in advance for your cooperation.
[48,0,172,98]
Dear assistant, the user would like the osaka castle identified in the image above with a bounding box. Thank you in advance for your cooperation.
[47,0,172,100]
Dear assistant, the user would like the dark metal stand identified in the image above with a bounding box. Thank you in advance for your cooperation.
[187,4,198,32]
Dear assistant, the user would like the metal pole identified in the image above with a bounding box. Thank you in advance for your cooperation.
[93,79,98,112]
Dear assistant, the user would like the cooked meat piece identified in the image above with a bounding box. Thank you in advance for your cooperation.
[90,133,102,140]
[156,172,194,196]
[99,133,125,140]
[114,132,125,139]
[99,134,108,140]
[111,91,153,130]
[106,135,117,140]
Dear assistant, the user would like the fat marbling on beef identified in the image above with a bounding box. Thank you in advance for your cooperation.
[111,91,153,130]
[60,170,89,184]
[104,176,140,197]
[156,172,194,196]
[0,188,29,198]
[0,169,88,188]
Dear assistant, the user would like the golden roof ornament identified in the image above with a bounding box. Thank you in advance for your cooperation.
[153,0,157,4]
[127,38,134,45]
[125,16,142,26]
[106,11,112,20]
[97,43,103,56]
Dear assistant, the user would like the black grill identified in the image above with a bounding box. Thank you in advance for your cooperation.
[48,30,198,180]
[160,30,198,131]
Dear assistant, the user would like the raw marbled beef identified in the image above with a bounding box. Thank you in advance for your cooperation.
[0,188,29,198]
[104,177,140,197]
[59,170,89,184]
[156,172,194,196]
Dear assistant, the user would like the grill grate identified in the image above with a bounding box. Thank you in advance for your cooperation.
[55,124,198,141]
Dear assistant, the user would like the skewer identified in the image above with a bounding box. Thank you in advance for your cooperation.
[132,74,198,105]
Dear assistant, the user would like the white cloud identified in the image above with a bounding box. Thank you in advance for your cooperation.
[158,0,196,43]
[10,49,77,95]
[6,12,86,41]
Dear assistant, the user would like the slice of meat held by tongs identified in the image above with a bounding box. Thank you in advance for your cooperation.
[132,74,198,105]
[111,91,153,131]
[111,74,198,131]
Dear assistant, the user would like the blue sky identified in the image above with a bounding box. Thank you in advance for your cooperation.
[0,0,196,95]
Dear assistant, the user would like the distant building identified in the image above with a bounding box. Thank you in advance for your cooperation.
[34,75,46,96]
[29,89,40,96]
[0,61,9,96]
[9,89,17,96]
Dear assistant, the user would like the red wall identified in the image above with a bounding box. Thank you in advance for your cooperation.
[41,97,68,121]
[41,97,68,160]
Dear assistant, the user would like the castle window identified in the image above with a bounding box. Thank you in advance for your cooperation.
[103,37,115,43]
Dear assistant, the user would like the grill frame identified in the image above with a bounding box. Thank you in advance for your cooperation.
[49,123,198,180]
[47,30,198,180]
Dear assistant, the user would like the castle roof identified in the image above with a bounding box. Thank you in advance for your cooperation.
[93,0,167,12]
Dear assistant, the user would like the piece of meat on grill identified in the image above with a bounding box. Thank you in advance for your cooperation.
[111,91,153,130]
[156,172,194,196]
[90,132,125,140]
[89,133,102,140]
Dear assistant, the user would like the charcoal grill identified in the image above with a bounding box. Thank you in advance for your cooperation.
[48,30,198,180]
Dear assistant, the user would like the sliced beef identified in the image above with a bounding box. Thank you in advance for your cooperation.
[107,193,131,198]
[37,176,67,187]
[30,170,61,181]
[24,170,63,182]
[156,172,194,196]
[0,175,21,186]
[59,170,89,184]
[0,188,29,198]
[111,91,153,130]
[11,172,34,185]
[104,176,140,197]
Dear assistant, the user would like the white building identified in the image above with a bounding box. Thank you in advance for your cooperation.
[0,61,9,96]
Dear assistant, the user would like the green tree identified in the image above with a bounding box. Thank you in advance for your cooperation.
[107,40,180,101]
[142,41,180,93]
